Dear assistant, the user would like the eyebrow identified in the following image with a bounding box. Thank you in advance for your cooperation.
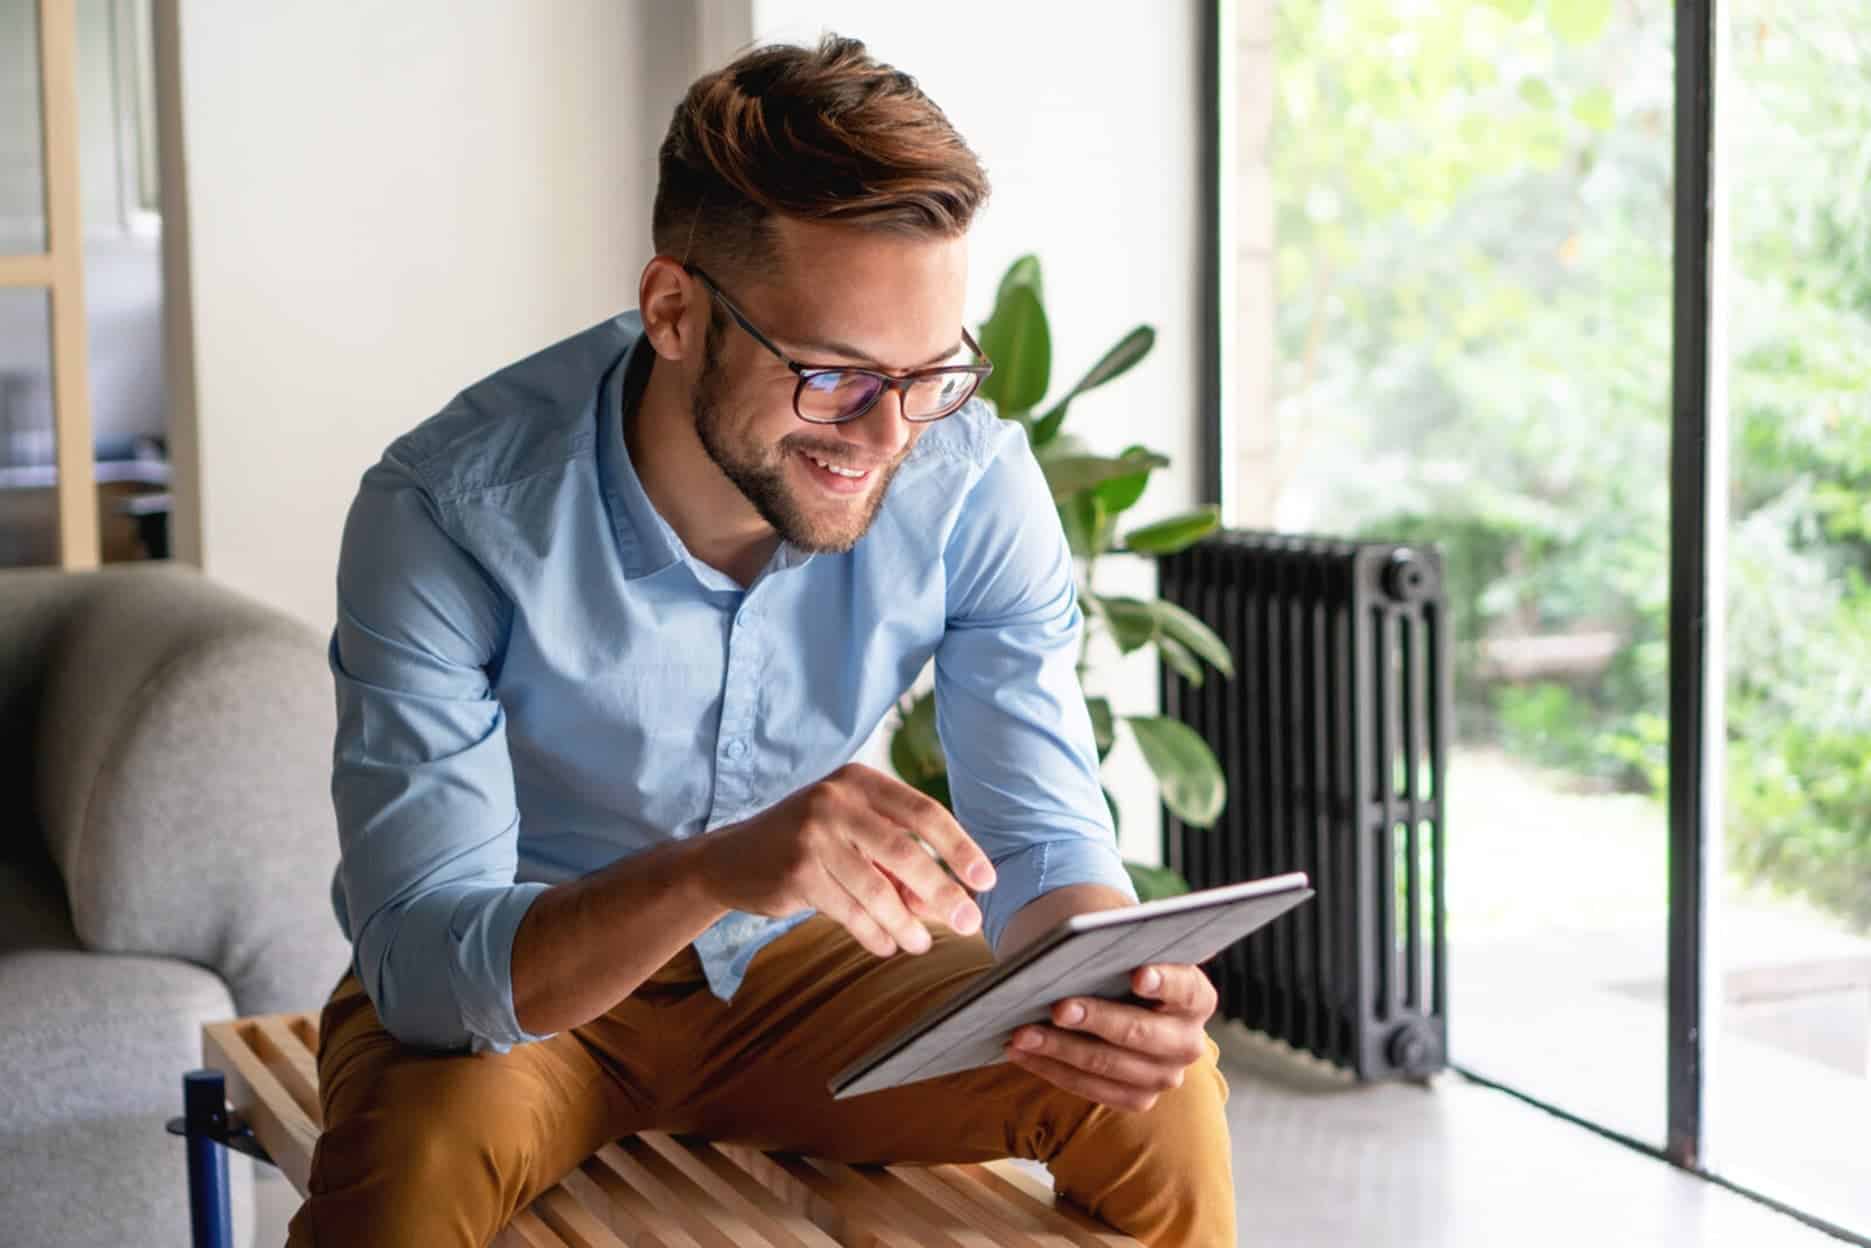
[781,335,966,371]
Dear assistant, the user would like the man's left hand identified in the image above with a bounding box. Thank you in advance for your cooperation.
[1003,962,1217,1112]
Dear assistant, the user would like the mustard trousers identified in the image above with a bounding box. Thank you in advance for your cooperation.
[286,914,1237,1247]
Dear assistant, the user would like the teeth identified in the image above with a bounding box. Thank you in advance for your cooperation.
[805,453,866,479]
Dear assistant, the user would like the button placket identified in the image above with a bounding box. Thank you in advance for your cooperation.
[712,598,762,820]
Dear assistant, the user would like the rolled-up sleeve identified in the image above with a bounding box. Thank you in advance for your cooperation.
[330,451,549,1053]
[934,422,1138,956]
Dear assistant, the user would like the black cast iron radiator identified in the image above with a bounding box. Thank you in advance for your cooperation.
[1157,532,1449,1080]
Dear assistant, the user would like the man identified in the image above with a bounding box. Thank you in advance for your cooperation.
[292,35,1234,1247]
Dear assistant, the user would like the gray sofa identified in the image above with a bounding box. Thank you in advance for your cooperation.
[0,565,347,1247]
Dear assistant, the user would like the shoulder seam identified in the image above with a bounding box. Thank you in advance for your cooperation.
[422,431,596,506]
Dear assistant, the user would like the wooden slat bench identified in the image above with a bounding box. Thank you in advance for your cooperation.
[188,1013,1142,1248]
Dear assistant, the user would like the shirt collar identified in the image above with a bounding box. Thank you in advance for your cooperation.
[599,317,814,585]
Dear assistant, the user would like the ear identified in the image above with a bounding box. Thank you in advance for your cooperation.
[639,256,705,363]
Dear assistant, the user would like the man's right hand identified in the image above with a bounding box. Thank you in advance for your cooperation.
[693,762,997,958]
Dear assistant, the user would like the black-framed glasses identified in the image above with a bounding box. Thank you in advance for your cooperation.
[684,263,994,425]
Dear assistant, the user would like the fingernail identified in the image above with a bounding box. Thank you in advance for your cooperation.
[907,928,931,953]
[1018,1029,1042,1050]
[970,863,997,889]
[1142,968,1162,992]
[950,901,980,932]
[1061,1003,1085,1025]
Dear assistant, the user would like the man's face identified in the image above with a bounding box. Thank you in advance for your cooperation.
[689,220,971,554]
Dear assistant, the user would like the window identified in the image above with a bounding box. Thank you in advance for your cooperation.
[1219,0,1869,1238]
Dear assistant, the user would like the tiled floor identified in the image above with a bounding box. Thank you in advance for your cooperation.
[1212,1023,1841,1247]
[250,1021,1846,1246]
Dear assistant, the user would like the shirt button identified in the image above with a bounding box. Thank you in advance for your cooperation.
[736,608,756,628]
[725,739,749,760]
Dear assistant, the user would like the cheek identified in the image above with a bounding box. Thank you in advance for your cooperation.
[709,373,798,450]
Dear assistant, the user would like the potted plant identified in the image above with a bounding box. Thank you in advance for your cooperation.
[889,255,1235,901]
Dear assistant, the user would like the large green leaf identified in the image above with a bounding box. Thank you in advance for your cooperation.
[1086,696,1115,760]
[978,284,1050,412]
[1126,715,1227,828]
[1042,449,1169,502]
[995,253,1043,306]
[1121,506,1221,555]
[1152,599,1234,677]
[1089,443,1156,516]
[1156,634,1204,685]
[1096,595,1233,681]
[1031,326,1156,445]
[1096,595,1159,653]
[1124,861,1192,902]
[1059,491,1111,558]
[1034,431,1089,465]
[908,770,953,811]
[889,692,944,784]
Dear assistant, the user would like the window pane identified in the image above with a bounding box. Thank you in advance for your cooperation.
[1248,0,1674,1142]
[0,289,61,567]
[1713,2,1871,1236]
[1,0,48,254]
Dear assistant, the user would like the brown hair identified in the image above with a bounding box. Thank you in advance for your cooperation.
[653,35,989,277]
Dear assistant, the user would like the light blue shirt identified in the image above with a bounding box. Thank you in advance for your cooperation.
[328,312,1135,1053]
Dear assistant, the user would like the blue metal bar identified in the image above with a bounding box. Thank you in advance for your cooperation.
[183,1070,234,1248]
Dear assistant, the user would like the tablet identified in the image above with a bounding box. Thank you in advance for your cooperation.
[829,871,1314,1099]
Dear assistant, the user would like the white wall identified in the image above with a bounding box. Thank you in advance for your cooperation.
[749,2,1208,863]
[167,1,1206,864]
[167,0,690,627]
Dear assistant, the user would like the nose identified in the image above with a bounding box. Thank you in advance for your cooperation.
[845,386,915,463]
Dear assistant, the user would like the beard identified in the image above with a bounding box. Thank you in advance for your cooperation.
[691,340,907,556]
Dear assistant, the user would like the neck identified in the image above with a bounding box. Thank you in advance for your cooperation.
[626,355,782,587]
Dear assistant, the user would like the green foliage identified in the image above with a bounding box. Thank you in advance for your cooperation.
[1279,0,1871,928]
[887,254,1239,897]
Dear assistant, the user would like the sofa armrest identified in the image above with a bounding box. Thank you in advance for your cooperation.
[30,565,348,1016]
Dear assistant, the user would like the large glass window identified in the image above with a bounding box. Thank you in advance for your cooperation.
[1243,0,1676,1146]
[1712,0,1871,1233]
[1231,0,1869,1237]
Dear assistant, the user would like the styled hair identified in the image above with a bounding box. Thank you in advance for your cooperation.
[653,35,989,276]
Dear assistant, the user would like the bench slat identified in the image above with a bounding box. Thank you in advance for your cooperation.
[725,1147,969,1248]
[594,1140,794,1248]
[984,1162,1139,1247]
[249,1015,322,1127]
[634,1134,840,1248]
[201,1018,320,1193]
[494,1209,573,1248]
[535,1186,632,1248]
[573,1150,708,1248]
[202,1014,1142,1248]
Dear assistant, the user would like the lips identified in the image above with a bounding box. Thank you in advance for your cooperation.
[792,447,875,495]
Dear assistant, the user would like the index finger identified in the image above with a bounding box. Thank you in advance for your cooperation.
[851,768,997,891]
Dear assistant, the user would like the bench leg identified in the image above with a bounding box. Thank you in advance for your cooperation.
[182,1070,235,1248]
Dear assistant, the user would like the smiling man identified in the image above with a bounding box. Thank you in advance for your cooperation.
[292,36,1234,1247]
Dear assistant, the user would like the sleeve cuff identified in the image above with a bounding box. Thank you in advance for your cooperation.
[978,835,1138,956]
[449,882,553,1053]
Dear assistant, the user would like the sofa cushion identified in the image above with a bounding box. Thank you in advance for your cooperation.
[27,565,348,1016]
[0,931,256,1248]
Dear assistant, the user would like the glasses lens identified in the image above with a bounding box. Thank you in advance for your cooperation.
[797,371,884,423]
[904,371,979,421]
